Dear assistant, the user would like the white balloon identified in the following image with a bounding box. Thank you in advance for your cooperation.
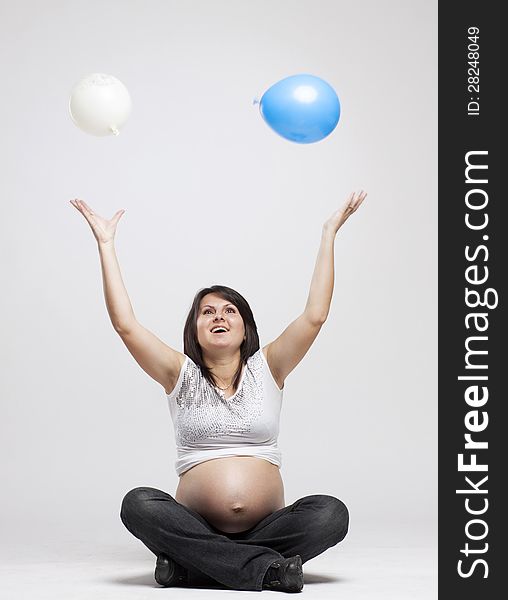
[69,73,132,137]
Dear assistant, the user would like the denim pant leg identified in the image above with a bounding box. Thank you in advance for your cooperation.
[119,486,283,591]
[230,494,349,563]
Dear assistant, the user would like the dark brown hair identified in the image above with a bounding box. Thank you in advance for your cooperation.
[183,285,260,391]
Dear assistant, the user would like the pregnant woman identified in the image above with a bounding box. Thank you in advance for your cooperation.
[70,190,366,592]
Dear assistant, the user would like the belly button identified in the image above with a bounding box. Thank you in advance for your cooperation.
[231,504,244,513]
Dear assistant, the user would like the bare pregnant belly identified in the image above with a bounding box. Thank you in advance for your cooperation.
[175,457,285,533]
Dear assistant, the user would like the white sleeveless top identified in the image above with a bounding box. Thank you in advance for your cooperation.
[165,348,283,476]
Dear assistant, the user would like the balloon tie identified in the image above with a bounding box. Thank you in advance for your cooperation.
[110,127,120,136]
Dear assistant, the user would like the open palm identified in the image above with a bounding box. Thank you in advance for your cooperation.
[70,199,125,244]
[324,190,367,235]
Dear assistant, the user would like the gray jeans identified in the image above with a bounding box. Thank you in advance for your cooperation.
[120,486,349,591]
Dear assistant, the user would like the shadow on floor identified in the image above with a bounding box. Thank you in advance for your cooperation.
[304,572,348,584]
[113,571,347,588]
[113,573,157,586]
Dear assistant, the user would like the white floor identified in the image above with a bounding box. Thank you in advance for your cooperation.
[1,533,436,600]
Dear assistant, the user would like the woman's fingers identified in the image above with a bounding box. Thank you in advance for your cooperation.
[351,190,367,212]
[77,199,96,216]
[327,190,367,229]
[71,198,95,218]
[335,194,354,217]
[338,193,356,220]
[70,199,87,217]
[70,199,87,214]
[346,190,367,214]
[70,199,93,223]
[356,190,367,205]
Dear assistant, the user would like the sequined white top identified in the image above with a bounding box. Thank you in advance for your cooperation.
[165,348,283,476]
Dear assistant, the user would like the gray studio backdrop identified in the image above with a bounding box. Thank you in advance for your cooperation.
[1,0,436,549]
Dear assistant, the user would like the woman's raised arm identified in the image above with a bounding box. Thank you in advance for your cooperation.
[70,199,184,393]
[304,190,367,323]
[264,191,367,387]
[70,199,135,330]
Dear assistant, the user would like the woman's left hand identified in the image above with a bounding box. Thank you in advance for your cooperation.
[323,190,367,235]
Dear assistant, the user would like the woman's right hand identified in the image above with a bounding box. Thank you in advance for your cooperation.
[70,199,125,245]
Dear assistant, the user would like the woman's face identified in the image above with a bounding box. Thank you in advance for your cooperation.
[196,293,246,354]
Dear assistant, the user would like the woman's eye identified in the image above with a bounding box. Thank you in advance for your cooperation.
[202,307,234,315]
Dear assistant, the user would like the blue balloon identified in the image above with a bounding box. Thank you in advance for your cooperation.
[259,74,340,144]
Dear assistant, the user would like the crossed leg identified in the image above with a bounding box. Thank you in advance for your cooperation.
[120,487,348,591]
